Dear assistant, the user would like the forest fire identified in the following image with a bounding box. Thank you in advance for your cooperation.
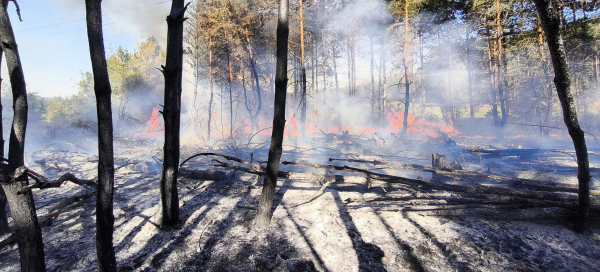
[2,0,600,271]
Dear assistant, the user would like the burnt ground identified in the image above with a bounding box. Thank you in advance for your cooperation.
[1,135,600,272]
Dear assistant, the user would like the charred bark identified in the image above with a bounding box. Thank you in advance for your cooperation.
[158,0,188,228]
[255,0,288,227]
[533,0,590,232]
[0,1,46,270]
[0,185,7,235]
[0,48,4,159]
[85,0,116,270]
[0,45,7,236]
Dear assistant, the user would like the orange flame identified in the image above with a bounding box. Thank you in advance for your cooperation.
[137,105,164,137]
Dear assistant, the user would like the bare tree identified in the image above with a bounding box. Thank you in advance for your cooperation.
[158,0,188,227]
[0,0,46,270]
[85,0,117,270]
[255,0,288,228]
[533,0,590,232]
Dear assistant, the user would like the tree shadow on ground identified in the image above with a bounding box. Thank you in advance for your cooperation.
[331,189,387,272]
[118,175,240,271]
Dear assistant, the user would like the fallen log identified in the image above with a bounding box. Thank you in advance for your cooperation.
[328,157,600,196]
[210,155,598,209]
[178,169,227,181]
[279,161,595,204]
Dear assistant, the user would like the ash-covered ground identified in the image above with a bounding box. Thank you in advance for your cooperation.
[1,134,599,272]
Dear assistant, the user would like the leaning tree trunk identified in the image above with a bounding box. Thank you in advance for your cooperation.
[255,0,288,228]
[85,0,117,270]
[533,0,590,232]
[0,1,46,270]
[159,0,187,228]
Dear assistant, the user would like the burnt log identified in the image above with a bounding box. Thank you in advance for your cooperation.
[328,157,597,196]
[178,169,227,181]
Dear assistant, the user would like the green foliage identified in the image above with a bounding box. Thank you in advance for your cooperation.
[42,72,95,124]
[107,36,165,97]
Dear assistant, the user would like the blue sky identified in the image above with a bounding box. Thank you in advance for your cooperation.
[1,0,171,97]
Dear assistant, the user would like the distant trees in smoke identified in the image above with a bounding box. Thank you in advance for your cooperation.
[1,36,165,140]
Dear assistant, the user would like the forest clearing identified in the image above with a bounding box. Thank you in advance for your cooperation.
[1,0,600,271]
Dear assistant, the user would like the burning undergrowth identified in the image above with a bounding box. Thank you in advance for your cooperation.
[0,132,599,271]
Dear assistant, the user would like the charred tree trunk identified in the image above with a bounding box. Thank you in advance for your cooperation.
[0,46,8,236]
[255,0,288,228]
[533,0,590,232]
[0,48,4,159]
[0,1,46,270]
[85,1,116,270]
[158,0,187,228]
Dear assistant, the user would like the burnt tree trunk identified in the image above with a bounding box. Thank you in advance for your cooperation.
[85,0,117,270]
[0,1,46,270]
[533,0,590,232]
[255,0,288,228]
[0,45,8,236]
[159,0,188,228]
[0,47,4,159]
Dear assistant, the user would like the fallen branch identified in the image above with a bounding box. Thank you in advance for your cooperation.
[180,152,264,171]
[20,170,96,194]
[281,161,434,187]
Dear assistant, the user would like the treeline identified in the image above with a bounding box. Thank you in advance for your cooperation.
[1,37,164,137]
